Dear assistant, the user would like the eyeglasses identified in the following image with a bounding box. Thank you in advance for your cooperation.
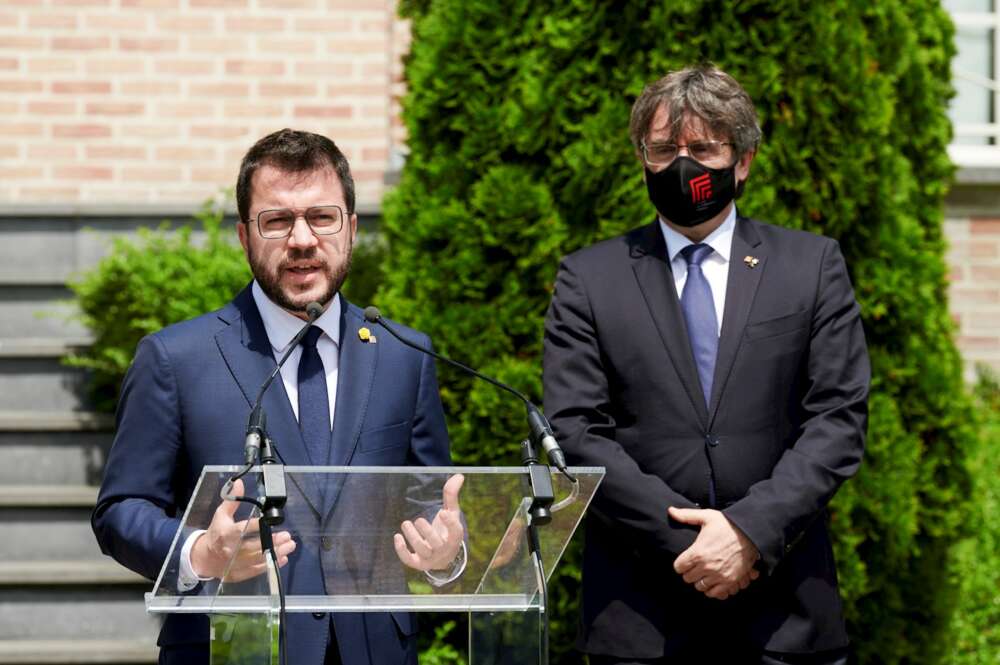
[641,140,733,167]
[252,205,345,239]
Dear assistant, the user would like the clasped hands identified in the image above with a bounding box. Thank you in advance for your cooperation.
[190,475,466,581]
[668,506,760,601]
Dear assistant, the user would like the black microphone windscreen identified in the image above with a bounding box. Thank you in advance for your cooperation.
[306,302,323,321]
[363,306,381,323]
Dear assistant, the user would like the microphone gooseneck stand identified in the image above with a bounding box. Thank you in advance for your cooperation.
[363,306,571,665]
[222,301,323,665]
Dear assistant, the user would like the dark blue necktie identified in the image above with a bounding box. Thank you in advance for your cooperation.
[680,244,719,407]
[297,326,331,466]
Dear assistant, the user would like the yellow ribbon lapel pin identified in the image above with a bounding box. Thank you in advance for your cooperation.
[358,327,377,344]
[743,255,760,269]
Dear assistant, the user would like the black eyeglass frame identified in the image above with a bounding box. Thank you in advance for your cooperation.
[248,204,347,239]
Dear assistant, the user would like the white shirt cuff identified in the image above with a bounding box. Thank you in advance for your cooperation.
[177,529,213,592]
[424,540,467,586]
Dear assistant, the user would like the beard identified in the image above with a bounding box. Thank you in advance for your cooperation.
[248,240,352,313]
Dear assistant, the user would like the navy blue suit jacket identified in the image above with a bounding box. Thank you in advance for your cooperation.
[93,285,451,665]
[543,218,870,658]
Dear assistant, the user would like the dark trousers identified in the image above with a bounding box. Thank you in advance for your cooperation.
[589,647,849,665]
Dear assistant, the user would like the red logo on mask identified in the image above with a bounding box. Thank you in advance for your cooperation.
[689,173,712,203]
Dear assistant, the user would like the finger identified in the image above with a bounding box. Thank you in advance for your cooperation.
[442,474,465,512]
[667,506,706,526]
[234,517,261,537]
[400,520,433,559]
[393,533,422,569]
[681,565,708,584]
[412,518,443,549]
[437,508,465,542]
[673,549,698,575]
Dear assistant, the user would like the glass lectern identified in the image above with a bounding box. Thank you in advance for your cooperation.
[146,465,603,664]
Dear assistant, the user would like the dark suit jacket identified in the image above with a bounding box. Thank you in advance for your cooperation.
[542,217,869,658]
[92,285,451,665]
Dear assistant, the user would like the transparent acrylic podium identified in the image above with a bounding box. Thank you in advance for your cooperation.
[146,465,603,664]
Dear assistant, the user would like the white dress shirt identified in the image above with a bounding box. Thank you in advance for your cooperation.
[659,205,737,335]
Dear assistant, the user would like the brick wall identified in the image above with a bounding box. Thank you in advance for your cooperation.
[0,0,407,209]
[947,216,1000,381]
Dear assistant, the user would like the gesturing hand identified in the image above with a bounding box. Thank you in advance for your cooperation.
[394,474,465,572]
[668,506,760,600]
[190,479,296,582]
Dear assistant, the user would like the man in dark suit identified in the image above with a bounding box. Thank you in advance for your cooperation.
[93,129,464,665]
[543,66,870,664]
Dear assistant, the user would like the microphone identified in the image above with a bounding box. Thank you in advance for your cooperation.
[362,306,571,475]
[244,301,324,464]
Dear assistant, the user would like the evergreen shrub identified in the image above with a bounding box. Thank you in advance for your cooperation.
[383,2,979,663]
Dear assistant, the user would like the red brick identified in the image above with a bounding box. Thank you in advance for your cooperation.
[52,36,111,50]
[51,0,111,6]
[28,14,78,29]
[120,81,180,95]
[27,143,77,159]
[85,14,149,30]
[28,57,78,74]
[326,0,383,7]
[0,57,17,70]
[970,219,1000,235]
[951,288,1000,305]
[190,125,251,140]
[971,266,1000,281]
[27,100,77,114]
[156,15,215,31]
[0,13,19,28]
[53,80,112,94]
[294,105,353,118]
[0,122,44,137]
[0,79,42,93]
[360,62,387,79]
[326,83,386,96]
[121,166,184,181]
[359,17,387,32]
[187,82,249,98]
[54,165,114,180]
[86,145,147,160]
[256,37,318,55]
[0,35,45,50]
[84,58,145,75]
[191,0,249,8]
[226,60,285,76]
[259,82,316,97]
[0,165,44,179]
[0,143,19,159]
[156,102,216,118]
[0,100,17,114]
[948,267,963,283]
[120,37,179,52]
[957,336,1000,352]
[259,0,317,8]
[155,59,216,76]
[327,38,386,54]
[188,36,249,53]
[223,16,284,32]
[53,123,112,138]
[86,102,145,116]
[292,16,354,33]
[19,186,81,199]
[155,146,216,161]
[294,60,353,77]
[222,102,284,118]
[190,167,236,182]
[121,0,179,7]
[120,125,177,139]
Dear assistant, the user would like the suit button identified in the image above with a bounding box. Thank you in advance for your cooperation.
[312,612,326,620]
[705,434,720,447]
[321,536,333,551]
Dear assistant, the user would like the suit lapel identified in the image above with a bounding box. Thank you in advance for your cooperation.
[707,217,765,426]
[321,300,377,521]
[631,222,709,426]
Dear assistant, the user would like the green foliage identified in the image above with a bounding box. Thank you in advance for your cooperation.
[945,367,1000,664]
[385,1,979,663]
[66,200,251,412]
[66,198,384,412]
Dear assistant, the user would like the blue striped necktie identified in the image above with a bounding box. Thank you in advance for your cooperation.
[297,326,331,465]
[680,243,719,407]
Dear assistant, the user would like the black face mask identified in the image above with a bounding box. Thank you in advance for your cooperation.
[645,156,739,228]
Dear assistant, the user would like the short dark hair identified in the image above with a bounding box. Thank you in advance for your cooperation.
[235,128,356,223]
[629,65,762,160]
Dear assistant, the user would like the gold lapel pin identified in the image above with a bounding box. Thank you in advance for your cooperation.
[358,327,377,344]
[743,255,760,268]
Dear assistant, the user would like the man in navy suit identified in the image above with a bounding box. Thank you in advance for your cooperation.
[93,129,463,664]
[543,66,870,663]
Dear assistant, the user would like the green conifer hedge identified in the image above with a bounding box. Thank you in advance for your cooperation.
[381,2,979,663]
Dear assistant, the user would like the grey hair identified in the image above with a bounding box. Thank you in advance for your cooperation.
[629,65,762,160]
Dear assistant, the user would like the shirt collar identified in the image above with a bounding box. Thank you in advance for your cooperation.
[251,281,342,354]
[659,205,737,264]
